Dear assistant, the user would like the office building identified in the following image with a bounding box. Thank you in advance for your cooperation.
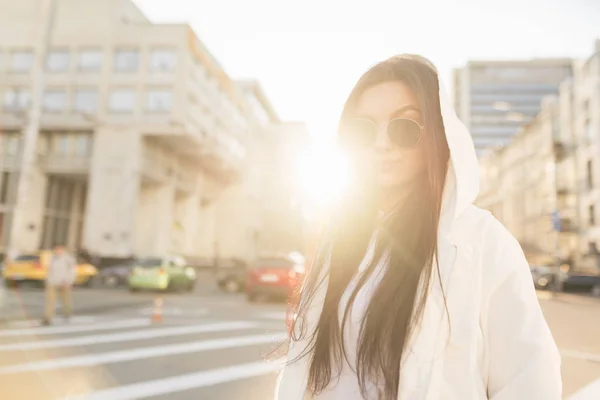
[453,58,573,156]
[0,0,274,263]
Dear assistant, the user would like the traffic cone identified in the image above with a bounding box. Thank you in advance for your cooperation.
[151,297,163,324]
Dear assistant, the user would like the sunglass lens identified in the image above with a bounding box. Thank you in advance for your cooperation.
[387,119,421,148]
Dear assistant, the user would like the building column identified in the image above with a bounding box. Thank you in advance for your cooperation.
[9,166,46,254]
[66,182,84,251]
[173,192,199,256]
[195,202,217,260]
[134,182,175,257]
[84,127,141,258]
[216,184,253,262]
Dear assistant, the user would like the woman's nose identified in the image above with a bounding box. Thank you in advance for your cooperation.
[373,123,392,151]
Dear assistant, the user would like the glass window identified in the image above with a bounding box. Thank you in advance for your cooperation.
[78,49,102,71]
[3,135,20,156]
[139,257,163,268]
[73,89,98,113]
[4,88,29,110]
[46,50,70,72]
[75,135,90,156]
[146,90,173,112]
[150,49,177,72]
[109,89,136,112]
[53,135,70,155]
[114,49,139,72]
[42,89,67,112]
[10,50,33,72]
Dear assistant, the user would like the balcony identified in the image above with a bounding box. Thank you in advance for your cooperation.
[39,154,91,176]
[175,169,199,194]
[558,218,579,233]
[553,140,574,162]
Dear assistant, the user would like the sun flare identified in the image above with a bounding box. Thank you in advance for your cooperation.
[295,142,350,213]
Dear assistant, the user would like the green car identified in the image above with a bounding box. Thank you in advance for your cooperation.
[128,256,197,292]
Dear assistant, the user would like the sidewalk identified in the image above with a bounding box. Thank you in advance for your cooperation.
[537,290,600,307]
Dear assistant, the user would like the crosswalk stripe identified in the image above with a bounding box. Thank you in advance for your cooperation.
[0,332,287,374]
[5,316,98,329]
[64,358,286,400]
[257,311,287,320]
[0,321,258,351]
[0,319,151,337]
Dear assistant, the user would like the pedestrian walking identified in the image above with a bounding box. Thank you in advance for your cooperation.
[42,245,77,326]
[276,55,561,399]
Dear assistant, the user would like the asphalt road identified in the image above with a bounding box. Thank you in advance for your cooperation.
[0,277,599,400]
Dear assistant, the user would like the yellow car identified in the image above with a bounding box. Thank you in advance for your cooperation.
[2,250,98,287]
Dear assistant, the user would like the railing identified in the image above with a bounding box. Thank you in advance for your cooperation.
[39,154,91,174]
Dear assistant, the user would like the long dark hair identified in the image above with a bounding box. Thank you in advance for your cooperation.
[289,55,450,399]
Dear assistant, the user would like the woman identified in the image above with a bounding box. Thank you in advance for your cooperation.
[275,55,561,400]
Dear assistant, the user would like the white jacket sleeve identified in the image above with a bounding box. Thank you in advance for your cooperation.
[483,221,562,400]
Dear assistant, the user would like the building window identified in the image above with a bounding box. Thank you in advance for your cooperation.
[3,88,29,110]
[150,49,177,72]
[109,89,136,113]
[585,117,593,141]
[114,49,139,72]
[42,89,67,113]
[53,135,70,155]
[587,160,594,190]
[46,49,70,72]
[146,90,173,112]
[75,135,91,157]
[78,49,102,71]
[2,134,20,156]
[10,50,33,72]
[73,89,98,113]
[590,205,596,226]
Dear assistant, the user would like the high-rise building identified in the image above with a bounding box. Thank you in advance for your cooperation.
[453,58,573,156]
[0,0,273,263]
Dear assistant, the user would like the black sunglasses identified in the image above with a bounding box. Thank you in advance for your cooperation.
[340,117,423,149]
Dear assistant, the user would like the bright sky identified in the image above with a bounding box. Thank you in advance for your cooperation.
[134,0,600,143]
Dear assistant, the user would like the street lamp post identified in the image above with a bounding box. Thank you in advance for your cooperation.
[3,0,58,257]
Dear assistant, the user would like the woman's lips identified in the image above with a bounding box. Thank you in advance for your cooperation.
[379,160,401,172]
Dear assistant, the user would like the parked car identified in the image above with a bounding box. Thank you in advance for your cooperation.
[246,254,306,302]
[559,268,600,296]
[100,261,136,287]
[530,264,557,290]
[215,259,248,293]
[2,251,98,287]
[128,256,196,292]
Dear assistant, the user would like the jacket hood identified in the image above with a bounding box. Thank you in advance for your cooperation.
[434,66,480,225]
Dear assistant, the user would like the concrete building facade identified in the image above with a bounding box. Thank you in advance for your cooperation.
[571,40,600,269]
[453,58,573,156]
[0,0,277,263]
[477,40,600,270]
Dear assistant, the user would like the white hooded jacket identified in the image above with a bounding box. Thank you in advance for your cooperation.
[274,62,562,400]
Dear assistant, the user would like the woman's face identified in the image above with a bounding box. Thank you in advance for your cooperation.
[352,81,427,189]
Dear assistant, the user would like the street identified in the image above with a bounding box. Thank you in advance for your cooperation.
[0,277,599,400]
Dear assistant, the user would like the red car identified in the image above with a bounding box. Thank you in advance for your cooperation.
[246,255,305,302]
